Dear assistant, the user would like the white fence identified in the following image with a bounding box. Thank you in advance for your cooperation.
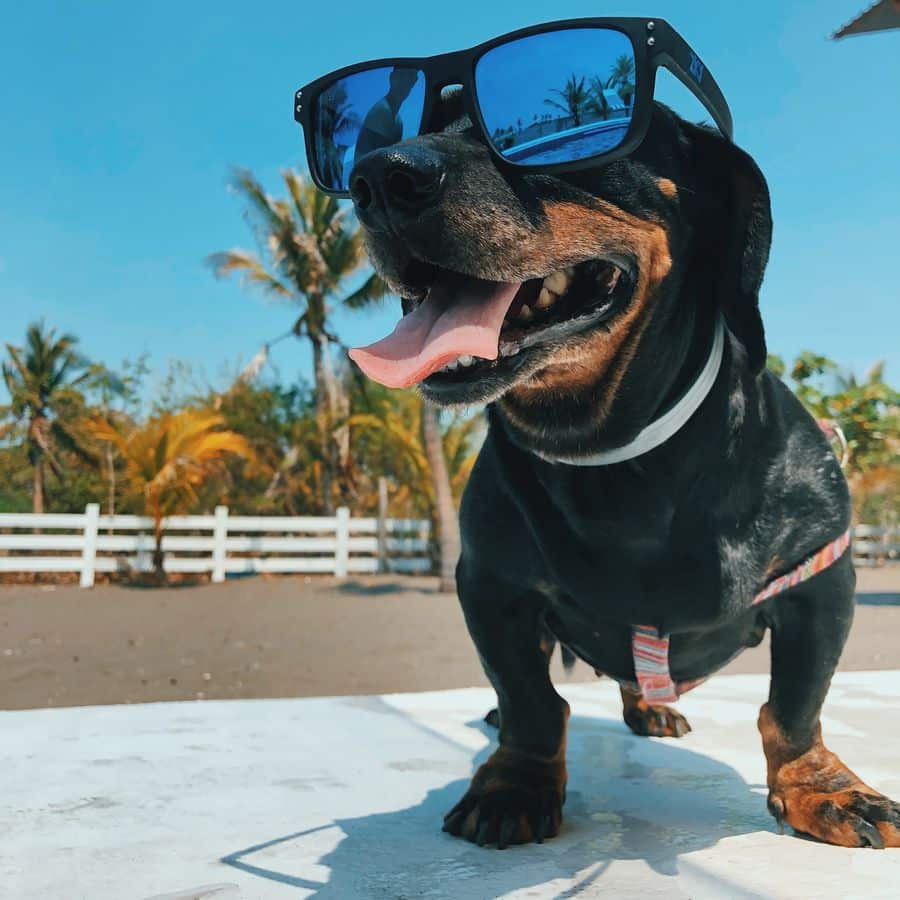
[0,505,431,587]
[853,525,900,568]
[0,508,895,588]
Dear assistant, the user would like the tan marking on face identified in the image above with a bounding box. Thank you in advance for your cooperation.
[500,199,672,432]
[656,177,678,199]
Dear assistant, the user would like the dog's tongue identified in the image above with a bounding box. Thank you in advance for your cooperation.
[349,273,520,388]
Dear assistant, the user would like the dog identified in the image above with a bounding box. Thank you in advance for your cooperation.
[345,91,900,850]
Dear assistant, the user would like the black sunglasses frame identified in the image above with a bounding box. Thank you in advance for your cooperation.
[293,17,733,198]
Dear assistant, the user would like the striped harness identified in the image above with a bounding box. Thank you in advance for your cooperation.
[627,529,852,704]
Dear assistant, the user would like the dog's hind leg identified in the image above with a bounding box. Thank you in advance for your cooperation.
[620,686,692,738]
[761,552,900,848]
[444,562,569,848]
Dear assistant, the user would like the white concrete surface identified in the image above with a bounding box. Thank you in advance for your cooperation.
[3,673,900,899]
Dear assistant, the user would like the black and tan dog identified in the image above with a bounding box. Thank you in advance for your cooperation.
[346,93,900,850]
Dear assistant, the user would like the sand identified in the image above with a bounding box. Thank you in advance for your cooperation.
[1,569,897,710]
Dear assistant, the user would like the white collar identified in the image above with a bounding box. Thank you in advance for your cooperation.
[534,316,726,467]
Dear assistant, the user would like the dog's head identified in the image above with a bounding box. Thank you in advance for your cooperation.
[348,93,771,426]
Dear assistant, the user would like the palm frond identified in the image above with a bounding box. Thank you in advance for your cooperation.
[229,168,285,235]
[342,272,391,309]
[207,250,293,299]
[543,97,570,114]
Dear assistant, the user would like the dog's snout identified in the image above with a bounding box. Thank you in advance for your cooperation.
[350,145,445,225]
[349,174,374,211]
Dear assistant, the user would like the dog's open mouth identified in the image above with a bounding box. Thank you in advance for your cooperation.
[349,258,633,389]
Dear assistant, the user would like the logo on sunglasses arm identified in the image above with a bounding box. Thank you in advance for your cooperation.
[689,52,705,84]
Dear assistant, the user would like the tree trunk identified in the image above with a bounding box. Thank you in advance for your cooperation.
[29,414,46,514]
[32,458,45,514]
[421,400,460,593]
[310,333,336,515]
[106,443,116,520]
[152,502,166,585]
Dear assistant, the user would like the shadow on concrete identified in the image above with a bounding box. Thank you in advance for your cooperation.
[856,592,900,607]
[336,579,439,597]
[220,712,773,897]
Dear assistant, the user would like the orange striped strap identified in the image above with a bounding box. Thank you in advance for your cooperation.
[630,528,852,704]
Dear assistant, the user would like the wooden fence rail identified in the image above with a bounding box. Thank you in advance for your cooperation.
[0,505,431,587]
[0,507,895,588]
[853,524,900,568]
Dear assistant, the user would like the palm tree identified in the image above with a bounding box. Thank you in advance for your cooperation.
[608,54,636,89]
[769,352,899,525]
[347,388,482,588]
[607,54,636,108]
[588,55,637,120]
[209,169,388,514]
[87,409,253,582]
[85,363,136,518]
[544,74,590,126]
[587,77,612,120]
[421,401,461,591]
[787,353,899,475]
[1,321,93,513]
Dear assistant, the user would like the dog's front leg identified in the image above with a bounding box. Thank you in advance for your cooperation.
[761,554,900,848]
[443,559,569,849]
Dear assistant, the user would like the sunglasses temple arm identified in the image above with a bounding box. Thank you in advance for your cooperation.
[651,22,734,141]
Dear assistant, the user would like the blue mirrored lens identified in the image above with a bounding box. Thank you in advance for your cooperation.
[476,28,636,165]
[313,66,425,192]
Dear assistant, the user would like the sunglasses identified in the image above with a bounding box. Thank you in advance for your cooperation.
[293,18,733,198]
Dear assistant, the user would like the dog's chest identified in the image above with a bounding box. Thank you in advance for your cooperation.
[524,470,734,632]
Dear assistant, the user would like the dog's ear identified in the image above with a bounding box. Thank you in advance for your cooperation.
[683,122,772,375]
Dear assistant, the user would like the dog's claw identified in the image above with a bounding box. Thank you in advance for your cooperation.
[854,818,885,850]
[442,807,467,835]
[443,750,566,849]
[767,795,785,834]
[497,817,515,850]
[443,798,465,822]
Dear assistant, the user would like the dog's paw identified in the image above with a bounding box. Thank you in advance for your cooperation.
[622,697,692,738]
[768,748,900,848]
[442,748,566,848]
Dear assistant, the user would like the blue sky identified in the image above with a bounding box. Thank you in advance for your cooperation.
[1,0,897,403]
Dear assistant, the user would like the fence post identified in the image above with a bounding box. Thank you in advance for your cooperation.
[80,503,100,589]
[212,505,229,583]
[377,477,389,574]
[335,507,350,578]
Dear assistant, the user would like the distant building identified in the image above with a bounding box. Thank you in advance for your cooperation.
[832,0,900,39]
[601,89,626,112]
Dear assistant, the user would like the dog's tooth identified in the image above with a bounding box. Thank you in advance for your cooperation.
[535,288,556,309]
[458,354,474,367]
[543,270,569,294]
[596,266,622,294]
[518,305,534,322]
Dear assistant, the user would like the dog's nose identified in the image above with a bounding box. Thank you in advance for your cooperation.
[350,145,445,224]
